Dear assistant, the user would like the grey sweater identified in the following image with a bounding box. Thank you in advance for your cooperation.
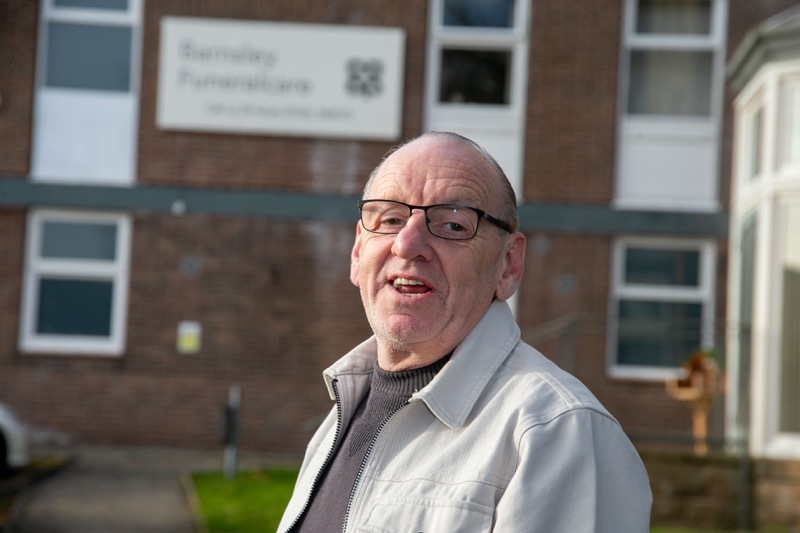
[292,355,449,532]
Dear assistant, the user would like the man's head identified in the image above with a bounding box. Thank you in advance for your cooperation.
[350,132,526,370]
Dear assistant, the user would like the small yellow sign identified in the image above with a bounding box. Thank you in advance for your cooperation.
[177,321,202,354]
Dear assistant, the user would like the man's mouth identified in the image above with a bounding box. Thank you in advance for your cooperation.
[392,277,431,295]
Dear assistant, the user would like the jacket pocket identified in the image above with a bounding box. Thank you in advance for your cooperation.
[355,496,494,533]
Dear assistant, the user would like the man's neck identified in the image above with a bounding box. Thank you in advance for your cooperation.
[376,343,455,372]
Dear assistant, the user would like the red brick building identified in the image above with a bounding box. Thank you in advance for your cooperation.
[0,0,795,461]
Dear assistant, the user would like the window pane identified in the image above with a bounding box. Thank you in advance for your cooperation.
[783,86,800,167]
[440,49,510,104]
[36,278,113,336]
[779,203,800,432]
[625,247,700,286]
[41,221,117,260]
[617,300,702,367]
[444,0,514,28]
[636,0,712,35]
[750,108,764,180]
[628,50,712,116]
[46,22,132,92]
[55,0,129,10]
[736,215,757,431]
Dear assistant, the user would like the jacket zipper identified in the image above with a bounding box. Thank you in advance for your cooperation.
[341,400,408,532]
[283,379,345,533]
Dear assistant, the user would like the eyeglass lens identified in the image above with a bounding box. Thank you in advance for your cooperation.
[361,201,480,240]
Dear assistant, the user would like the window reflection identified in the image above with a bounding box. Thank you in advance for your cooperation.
[55,0,129,10]
[625,247,700,286]
[46,22,132,91]
[636,0,711,35]
[783,86,800,168]
[628,49,712,116]
[443,0,514,28]
[439,49,510,104]
[41,221,117,260]
[617,300,703,367]
[749,108,764,180]
[37,278,113,337]
[779,202,800,432]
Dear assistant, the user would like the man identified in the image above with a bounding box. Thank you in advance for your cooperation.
[278,132,652,532]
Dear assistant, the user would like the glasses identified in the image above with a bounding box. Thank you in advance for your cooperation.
[358,199,513,241]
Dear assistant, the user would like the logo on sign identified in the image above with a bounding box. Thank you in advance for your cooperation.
[346,58,383,97]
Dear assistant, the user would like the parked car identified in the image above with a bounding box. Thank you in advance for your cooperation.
[0,403,30,475]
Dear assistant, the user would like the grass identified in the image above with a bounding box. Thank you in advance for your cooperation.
[190,468,297,533]
[650,526,789,533]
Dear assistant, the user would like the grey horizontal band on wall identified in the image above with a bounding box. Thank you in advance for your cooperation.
[0,176,727,237]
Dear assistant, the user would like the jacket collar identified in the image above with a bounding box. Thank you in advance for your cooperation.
[323,300,520,429]
[414,300,519,429]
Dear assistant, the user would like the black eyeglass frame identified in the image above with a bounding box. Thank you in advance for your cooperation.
[357,199,514,240]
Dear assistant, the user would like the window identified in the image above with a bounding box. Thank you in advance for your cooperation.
[425,0,530,201]
[778,200,800,433]
[46,22,132,92]
[20,210,131,355]
[780,79,800,171]
[614,0,726,211]
[439,49,511,105]
[38,0,140,93]
[628,49,712,116]
[626,0,714,117]
[609,237,717,379]
[31,0,143,184]
[435,0,516,106]
[732,213,756,439]
[749,107,764,180]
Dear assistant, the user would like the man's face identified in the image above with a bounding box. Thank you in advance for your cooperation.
[350,136,522,369]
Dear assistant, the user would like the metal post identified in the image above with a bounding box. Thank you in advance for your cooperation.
[223,385,241,479]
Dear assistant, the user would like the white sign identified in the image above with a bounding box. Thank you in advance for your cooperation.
[157,17,405,140]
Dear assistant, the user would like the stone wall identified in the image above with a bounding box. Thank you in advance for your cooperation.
[642,451,800,531]
[754,459,800,531]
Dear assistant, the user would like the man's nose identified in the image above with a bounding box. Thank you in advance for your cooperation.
[391,210,434,260]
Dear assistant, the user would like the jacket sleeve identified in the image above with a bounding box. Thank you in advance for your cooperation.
[493,408,652,532]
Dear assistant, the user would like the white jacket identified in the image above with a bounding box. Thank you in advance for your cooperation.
[279,300,652,532]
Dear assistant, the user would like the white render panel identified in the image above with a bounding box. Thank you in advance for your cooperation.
[616,127,719,211]
[32,89,137,185]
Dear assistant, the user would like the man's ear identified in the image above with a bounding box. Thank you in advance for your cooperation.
[495,232,526,301]
[350,222,363,287]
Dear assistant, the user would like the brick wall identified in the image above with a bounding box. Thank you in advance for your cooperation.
[525,0,622,204]
[0,0,37,175]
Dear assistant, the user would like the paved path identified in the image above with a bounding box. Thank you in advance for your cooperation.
[10,447,280,533]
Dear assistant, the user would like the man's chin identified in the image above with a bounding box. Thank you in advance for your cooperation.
[378,315,437,346]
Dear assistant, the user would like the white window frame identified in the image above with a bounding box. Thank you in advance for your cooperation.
[614,0,728,212]
[779,72,800,176]
[19,209,131,356]
[424,0,531,209]
[620,0,726,120]
[425,0,530,129]
[31,0,144,185]
[608,236,717,380]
